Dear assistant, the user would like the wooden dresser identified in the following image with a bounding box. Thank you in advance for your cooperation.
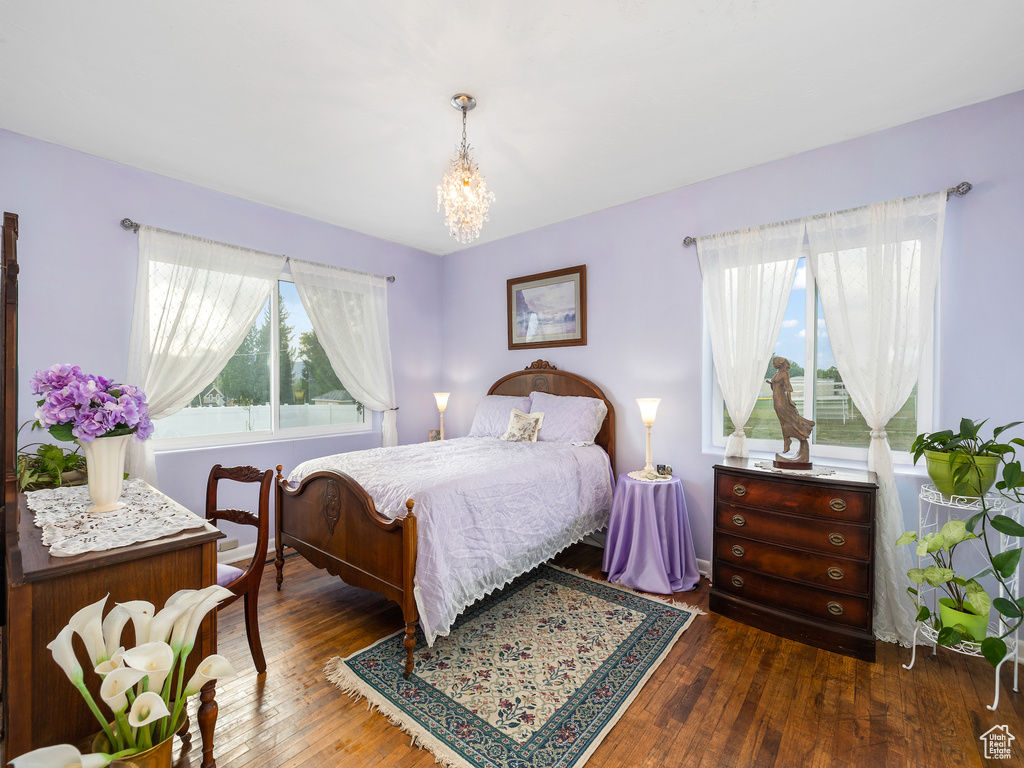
[4,494,224,763]
[710,458,878,662]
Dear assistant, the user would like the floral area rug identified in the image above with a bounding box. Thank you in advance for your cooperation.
[326,564,700,768]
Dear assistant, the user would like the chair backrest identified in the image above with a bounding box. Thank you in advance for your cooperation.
[206,464,274,598]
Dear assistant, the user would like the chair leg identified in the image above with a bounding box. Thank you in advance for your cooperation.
[244,589,267,674]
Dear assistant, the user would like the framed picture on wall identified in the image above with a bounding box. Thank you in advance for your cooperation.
[507,265,587,350]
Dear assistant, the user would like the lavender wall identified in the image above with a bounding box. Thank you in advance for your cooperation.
[440,90,1024,564]
[0,128,443,545]
[4,90,1023,564]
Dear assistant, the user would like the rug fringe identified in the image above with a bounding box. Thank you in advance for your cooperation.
[325,657,474,768]
[546,563,707,616]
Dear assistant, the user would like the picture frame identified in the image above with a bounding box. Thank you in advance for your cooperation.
[507,265,587,350]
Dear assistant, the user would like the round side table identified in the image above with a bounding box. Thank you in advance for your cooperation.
[602,472,700,594]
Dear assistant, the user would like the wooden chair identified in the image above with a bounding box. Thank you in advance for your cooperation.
[206,464,274,674]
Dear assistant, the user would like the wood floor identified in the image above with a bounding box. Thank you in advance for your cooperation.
[173,544,1024,768]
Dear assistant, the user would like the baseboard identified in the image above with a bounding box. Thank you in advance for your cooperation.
[697,558,711,579]
[219,537,276,566]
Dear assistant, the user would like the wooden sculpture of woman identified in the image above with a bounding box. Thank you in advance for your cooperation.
[767,356,815,468]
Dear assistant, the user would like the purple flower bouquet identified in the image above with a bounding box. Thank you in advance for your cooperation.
[31,364,154,443]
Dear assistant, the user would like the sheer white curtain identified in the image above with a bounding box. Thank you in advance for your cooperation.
[289,259,398,447]
[806,191,946,646]
[126,228,286,485]
[698,222,804,457]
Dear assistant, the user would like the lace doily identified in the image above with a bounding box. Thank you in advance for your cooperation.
[627,470,673,482]
[753,460,837,477]
[27,479,208,557]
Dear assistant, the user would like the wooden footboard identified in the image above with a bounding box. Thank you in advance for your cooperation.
[274,466,419,677]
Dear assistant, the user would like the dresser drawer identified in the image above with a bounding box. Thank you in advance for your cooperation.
[715,533,869,594]
[716,503,871,559]
[716,470,871,523]
[715,563,870,630]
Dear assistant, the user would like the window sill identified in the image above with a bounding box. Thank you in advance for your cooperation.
[153,425,374,454]
[701,446,931,478]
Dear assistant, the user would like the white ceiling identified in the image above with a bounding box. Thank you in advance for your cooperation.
[1,2,1023,255]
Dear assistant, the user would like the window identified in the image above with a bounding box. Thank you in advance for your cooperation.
[711,254,933,460]
[155,279,367,443]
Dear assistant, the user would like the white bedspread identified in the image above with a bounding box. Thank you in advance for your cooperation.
[288,437,613,645]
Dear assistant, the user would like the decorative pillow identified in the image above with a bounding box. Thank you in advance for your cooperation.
[528,391,607,444]
[468,395,533,438]
[500,408,545,443]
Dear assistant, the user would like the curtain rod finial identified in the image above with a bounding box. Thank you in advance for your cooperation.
[682,236,697,248]
[947,181,972,198]
[120,218,140,233]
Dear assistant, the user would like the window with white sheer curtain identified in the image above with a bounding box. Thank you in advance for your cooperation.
[127,227,395,485]
[152,278,370,446]
[702,190,947,647]
[710,249,935,461]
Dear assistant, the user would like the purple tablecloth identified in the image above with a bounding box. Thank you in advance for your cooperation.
[602,473,700,594]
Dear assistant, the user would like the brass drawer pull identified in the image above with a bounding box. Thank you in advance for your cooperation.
[827,601,845,616]
[731,514,746,527]
[733,484,747,497]
[827,567,845,581]
[829,498,848,512]
[828,533,846,547]
[731,575,745,588]
[731,545,746,558]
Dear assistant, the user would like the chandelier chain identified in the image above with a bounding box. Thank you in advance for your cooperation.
[461,107,468,158]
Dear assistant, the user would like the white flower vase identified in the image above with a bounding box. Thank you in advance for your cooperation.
[78,434,132,513]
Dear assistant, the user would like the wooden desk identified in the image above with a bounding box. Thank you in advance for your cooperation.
[4,493,224,765]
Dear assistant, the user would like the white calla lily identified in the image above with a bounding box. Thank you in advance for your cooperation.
[9,743,111,768]
[95,647,125,677]
[147,601,194,645]
[183,654,236,697]
[99,666,145,713]
[100,605,130,660]
[174,597,221,653]
[127,691,170,728]
[46,625,83,685]
[168,587,227,652]
[122,641,174,693]
[68,594,108,665]
[198,584,234,602]
[117,600,154,645]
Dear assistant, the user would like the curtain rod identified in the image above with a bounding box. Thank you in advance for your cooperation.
[680,181,972,248]
[119,218,396,283]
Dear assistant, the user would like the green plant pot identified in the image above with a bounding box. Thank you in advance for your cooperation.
[924,450,1000,498]
[938,597,989,642]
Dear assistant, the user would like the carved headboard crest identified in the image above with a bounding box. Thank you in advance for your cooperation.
[525,359,557,370]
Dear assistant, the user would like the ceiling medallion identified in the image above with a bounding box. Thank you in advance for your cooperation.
[437,93,495,244]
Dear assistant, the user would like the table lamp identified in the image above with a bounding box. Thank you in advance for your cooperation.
[433,392,450,440]
[636,398,661,473]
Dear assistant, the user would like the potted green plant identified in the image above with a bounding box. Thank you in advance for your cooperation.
[897,520,991,643]
[16,425,88,492]
[902,418,1024,668]
[911,418,1021,498]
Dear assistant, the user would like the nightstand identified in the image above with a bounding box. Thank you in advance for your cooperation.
[602,473,700,594]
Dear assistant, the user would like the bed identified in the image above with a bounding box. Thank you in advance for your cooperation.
[273,360,616,677]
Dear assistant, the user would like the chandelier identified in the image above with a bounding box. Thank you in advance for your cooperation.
[437,93,495,244]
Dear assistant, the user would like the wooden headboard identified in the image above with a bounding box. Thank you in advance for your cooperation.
[488,359,616,475]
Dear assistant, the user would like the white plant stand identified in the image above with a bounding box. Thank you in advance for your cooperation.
[902,484,1020,711]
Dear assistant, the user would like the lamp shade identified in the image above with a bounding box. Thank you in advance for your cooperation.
[636,398,661,426]
[433,392,451,412]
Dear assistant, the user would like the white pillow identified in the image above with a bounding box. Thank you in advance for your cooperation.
[468,395,533,438]
[528,391,607,444]
[500,408,545,442]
